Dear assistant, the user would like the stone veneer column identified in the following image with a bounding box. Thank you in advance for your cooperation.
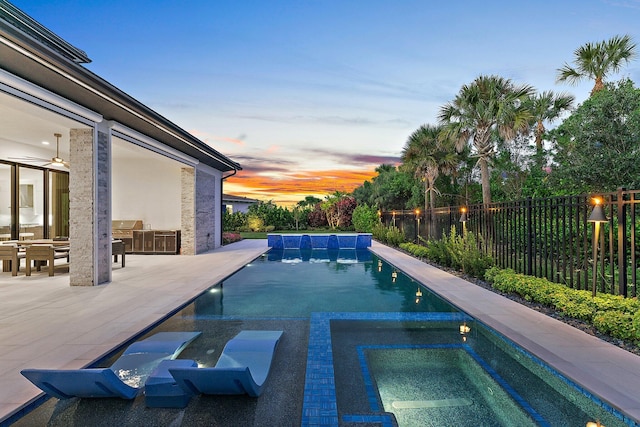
[181,167,218,255]
[181,167,195,255]
[194,169,217,253]
[69,127,111,285]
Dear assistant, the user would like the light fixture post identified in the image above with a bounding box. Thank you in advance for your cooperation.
[587,197,609,297]
[415,209,420,241]
[459,207,468,234]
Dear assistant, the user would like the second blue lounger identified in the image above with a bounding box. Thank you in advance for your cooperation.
[169,330,283,397]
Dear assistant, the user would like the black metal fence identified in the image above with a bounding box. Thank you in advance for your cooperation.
[380,188,640,297]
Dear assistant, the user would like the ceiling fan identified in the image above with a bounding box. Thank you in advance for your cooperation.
[9,133,70,168]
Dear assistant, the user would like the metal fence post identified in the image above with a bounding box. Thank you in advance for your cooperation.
[526,197,533,276]
[617,187,628,296]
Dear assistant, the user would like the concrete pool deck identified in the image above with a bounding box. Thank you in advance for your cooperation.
[0,239,639,425]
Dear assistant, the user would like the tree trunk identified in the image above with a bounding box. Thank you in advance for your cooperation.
[535,120,545,152]
[591,77,605,95]
[479,156,492,205]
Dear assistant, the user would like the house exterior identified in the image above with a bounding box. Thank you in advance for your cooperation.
[222,194,259,214]
[0,1,241,286]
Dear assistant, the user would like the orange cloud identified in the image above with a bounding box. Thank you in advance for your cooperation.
[224,168,378,206]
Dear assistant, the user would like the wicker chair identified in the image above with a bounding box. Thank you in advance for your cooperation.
[25,244,68,277]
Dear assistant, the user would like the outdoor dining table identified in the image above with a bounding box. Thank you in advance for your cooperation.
[1,240,70,274]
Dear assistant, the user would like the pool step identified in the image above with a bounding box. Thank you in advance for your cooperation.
[392,398,473,409]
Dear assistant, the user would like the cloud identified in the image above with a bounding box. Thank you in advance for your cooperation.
[225,167,378,205]
[306,148,401,166]
[235,113,411,127]
[188,129,247,146]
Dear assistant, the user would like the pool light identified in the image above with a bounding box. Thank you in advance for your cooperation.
[391,271,397,283]
[459,323,471,342]
[377,259,382,272]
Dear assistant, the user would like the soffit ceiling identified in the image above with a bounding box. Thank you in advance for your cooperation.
[0,89,175,165]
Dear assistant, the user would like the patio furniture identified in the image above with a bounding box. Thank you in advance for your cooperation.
[25,244,68,276]
[145,359,198,408]
[112,239,125,267]
[21,331,202,400]
[0,243,25,276]
[169,330,283,397]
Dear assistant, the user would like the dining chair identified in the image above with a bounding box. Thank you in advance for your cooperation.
[25,244,68,277]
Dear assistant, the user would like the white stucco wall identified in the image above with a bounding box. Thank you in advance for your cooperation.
[111,155,182,230]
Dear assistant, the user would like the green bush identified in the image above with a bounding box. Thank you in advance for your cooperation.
[222,211,248,232]
[247,215,264,232]
[485,267,640,344]
[351,204,379,233]
[372,222,388,242]
[385,226,406,246]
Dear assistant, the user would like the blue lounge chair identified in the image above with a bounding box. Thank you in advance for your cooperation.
[21,331,201,400]
[169,330,283,397]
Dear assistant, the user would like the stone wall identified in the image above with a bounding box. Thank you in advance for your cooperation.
[180,167,195,255]
[69,128,94,286]
[194,168,217,253]
[95,128,110,284]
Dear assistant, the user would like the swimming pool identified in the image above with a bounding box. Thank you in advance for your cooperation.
[13,248,632,426]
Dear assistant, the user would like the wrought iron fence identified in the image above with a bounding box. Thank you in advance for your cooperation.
[380,188,640,297]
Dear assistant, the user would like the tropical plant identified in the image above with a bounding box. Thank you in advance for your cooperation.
[321,192,357,229]
[401,124,458,213]
[247,201,295,230]
[438,75,535,205]
[556,34,637,95]
[549,79,640,193]
[352,164,418,210]
[526,91,575,153]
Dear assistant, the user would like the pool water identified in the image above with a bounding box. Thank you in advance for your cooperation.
[14,248,632,427]
[193,249,456,317]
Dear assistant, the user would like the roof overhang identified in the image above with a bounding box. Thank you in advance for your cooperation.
[0,3,241,172]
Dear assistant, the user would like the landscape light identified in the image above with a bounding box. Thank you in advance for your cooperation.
[587,197,608,297]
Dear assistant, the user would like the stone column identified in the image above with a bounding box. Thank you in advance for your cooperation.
[181,167,195,255]
[194,168,217,253]
[69,126,111,286]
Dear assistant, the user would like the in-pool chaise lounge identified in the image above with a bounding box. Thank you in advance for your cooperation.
[21,331,202,399]
[169,330,283,397]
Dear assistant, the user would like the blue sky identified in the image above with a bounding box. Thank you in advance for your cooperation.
[11,0,640,204]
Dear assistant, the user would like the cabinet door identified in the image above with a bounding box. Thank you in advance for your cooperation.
[154,235,166,253]
[132,231,144,252]
[165,234,177,253]
[143,231,155,252]
[122,237,133,253]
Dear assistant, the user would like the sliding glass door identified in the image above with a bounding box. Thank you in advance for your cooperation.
[0,162,69,240]
[0,162,13,240]
[18,166,45,240]
[49,170,69,238]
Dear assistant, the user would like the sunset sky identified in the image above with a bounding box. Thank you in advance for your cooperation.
[12,0,640,206]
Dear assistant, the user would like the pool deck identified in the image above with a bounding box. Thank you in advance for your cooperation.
[0,239,639,425]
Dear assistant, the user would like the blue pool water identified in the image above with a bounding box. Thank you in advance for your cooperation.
[14,247,633,427]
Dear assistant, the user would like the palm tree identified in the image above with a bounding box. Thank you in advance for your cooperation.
[557,34,637,95]
[401,124,457,214]
[438,75,534,205]
[527,91,575,152]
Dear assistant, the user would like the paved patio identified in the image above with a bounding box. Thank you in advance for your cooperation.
[0,239,639,425]
[0,239,267,424]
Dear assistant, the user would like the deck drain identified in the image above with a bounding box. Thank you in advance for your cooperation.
[392,398,473,409]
